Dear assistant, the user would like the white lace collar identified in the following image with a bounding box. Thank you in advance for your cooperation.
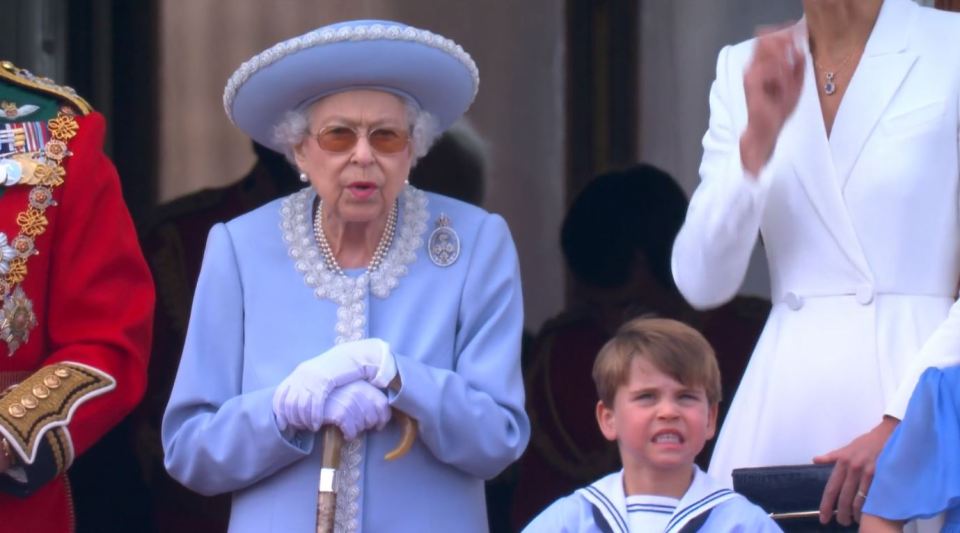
[281,184,429,304]
[278,184,429,532]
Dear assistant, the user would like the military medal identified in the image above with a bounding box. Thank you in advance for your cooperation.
[0,286,37,355]
[0,118,53,191]
[0,121,48,155]
[0,234,16,275]
[0,85,80,353]
[0,159,22,186]
[428,213,460,267]
[0,101,38,120]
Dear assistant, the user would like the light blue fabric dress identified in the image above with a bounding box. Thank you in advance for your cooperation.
[523,466,782,533]
[161,185,530,533]
[864,366,960,531]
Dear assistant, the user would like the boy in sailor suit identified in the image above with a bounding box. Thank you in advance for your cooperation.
[523,318,778,532]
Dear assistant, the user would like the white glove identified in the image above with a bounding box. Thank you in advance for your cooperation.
[321,381,392,439]
[272,338,397,431]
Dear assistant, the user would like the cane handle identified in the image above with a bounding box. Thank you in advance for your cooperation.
[384,409,417,461]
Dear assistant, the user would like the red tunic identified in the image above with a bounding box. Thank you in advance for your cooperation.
[0,111,154,532]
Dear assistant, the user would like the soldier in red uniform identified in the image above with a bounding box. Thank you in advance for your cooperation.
[0,61,153,532]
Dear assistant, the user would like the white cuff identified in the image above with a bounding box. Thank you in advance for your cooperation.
[3,465,27,483]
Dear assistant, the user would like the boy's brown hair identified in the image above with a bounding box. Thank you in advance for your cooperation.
[592,317,721,407]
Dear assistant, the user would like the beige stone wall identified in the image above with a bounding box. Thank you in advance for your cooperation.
[159,0,565,331]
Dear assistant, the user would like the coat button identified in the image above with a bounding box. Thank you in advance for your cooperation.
[784,291,803,310]
[856,285,874,305]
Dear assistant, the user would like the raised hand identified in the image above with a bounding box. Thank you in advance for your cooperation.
[740,25,805,175]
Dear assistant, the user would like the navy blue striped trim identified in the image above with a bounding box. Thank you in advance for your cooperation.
[584,486,629,533]
[627,506,674,515]
[627,503,676,512]
[665,489,734,532]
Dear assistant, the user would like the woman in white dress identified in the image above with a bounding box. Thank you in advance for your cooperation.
[671,0,960,528]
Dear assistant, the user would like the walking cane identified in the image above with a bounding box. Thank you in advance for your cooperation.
[316,409,418,533]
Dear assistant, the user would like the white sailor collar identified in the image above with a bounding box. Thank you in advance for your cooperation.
[577,466,738,533]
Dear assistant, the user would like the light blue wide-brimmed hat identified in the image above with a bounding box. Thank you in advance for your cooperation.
[223,19,479,152]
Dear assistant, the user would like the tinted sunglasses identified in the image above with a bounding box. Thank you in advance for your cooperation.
[312,125,410,154]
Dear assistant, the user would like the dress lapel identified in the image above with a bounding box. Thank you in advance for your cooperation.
[830,0,917,189]
[782,38,873,280]
[778,0,918,283]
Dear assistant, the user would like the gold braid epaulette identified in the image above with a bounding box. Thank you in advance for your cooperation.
[0,363,115,466]
[0,61,92,116]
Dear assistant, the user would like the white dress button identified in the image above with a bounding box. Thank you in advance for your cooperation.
[784,291,803,310]
[856,285,875,305]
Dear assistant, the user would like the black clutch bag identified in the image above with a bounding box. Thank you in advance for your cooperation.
[732,464,857,532]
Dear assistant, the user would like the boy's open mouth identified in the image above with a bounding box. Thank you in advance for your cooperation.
[652,430,684,444]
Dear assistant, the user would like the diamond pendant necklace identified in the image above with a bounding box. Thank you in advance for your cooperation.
[313,199,398,277]
[815,49,856,96]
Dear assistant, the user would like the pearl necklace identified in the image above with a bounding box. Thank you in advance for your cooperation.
[313,199,398,277]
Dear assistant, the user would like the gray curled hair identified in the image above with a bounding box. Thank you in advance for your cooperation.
[273,98,440,167]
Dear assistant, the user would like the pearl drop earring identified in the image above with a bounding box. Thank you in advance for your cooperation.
[299,172,308,183]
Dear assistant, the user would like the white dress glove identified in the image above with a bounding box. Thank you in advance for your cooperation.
[321,380,392,439]
[272,338,397,431]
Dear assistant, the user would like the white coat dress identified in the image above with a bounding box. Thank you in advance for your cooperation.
[671,0,960,493]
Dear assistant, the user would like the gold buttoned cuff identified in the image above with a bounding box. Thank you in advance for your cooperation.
[0,362,114,465]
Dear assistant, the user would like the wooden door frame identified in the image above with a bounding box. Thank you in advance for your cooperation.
[68,0,159,221]
[564,0,639,302]
[565,0,639,204]
[936,0,960,11]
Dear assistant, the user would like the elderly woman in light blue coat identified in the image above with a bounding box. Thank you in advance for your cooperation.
[161,20,529,533]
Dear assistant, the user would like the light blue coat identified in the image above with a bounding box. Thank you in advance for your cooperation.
[161,186,530,532]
